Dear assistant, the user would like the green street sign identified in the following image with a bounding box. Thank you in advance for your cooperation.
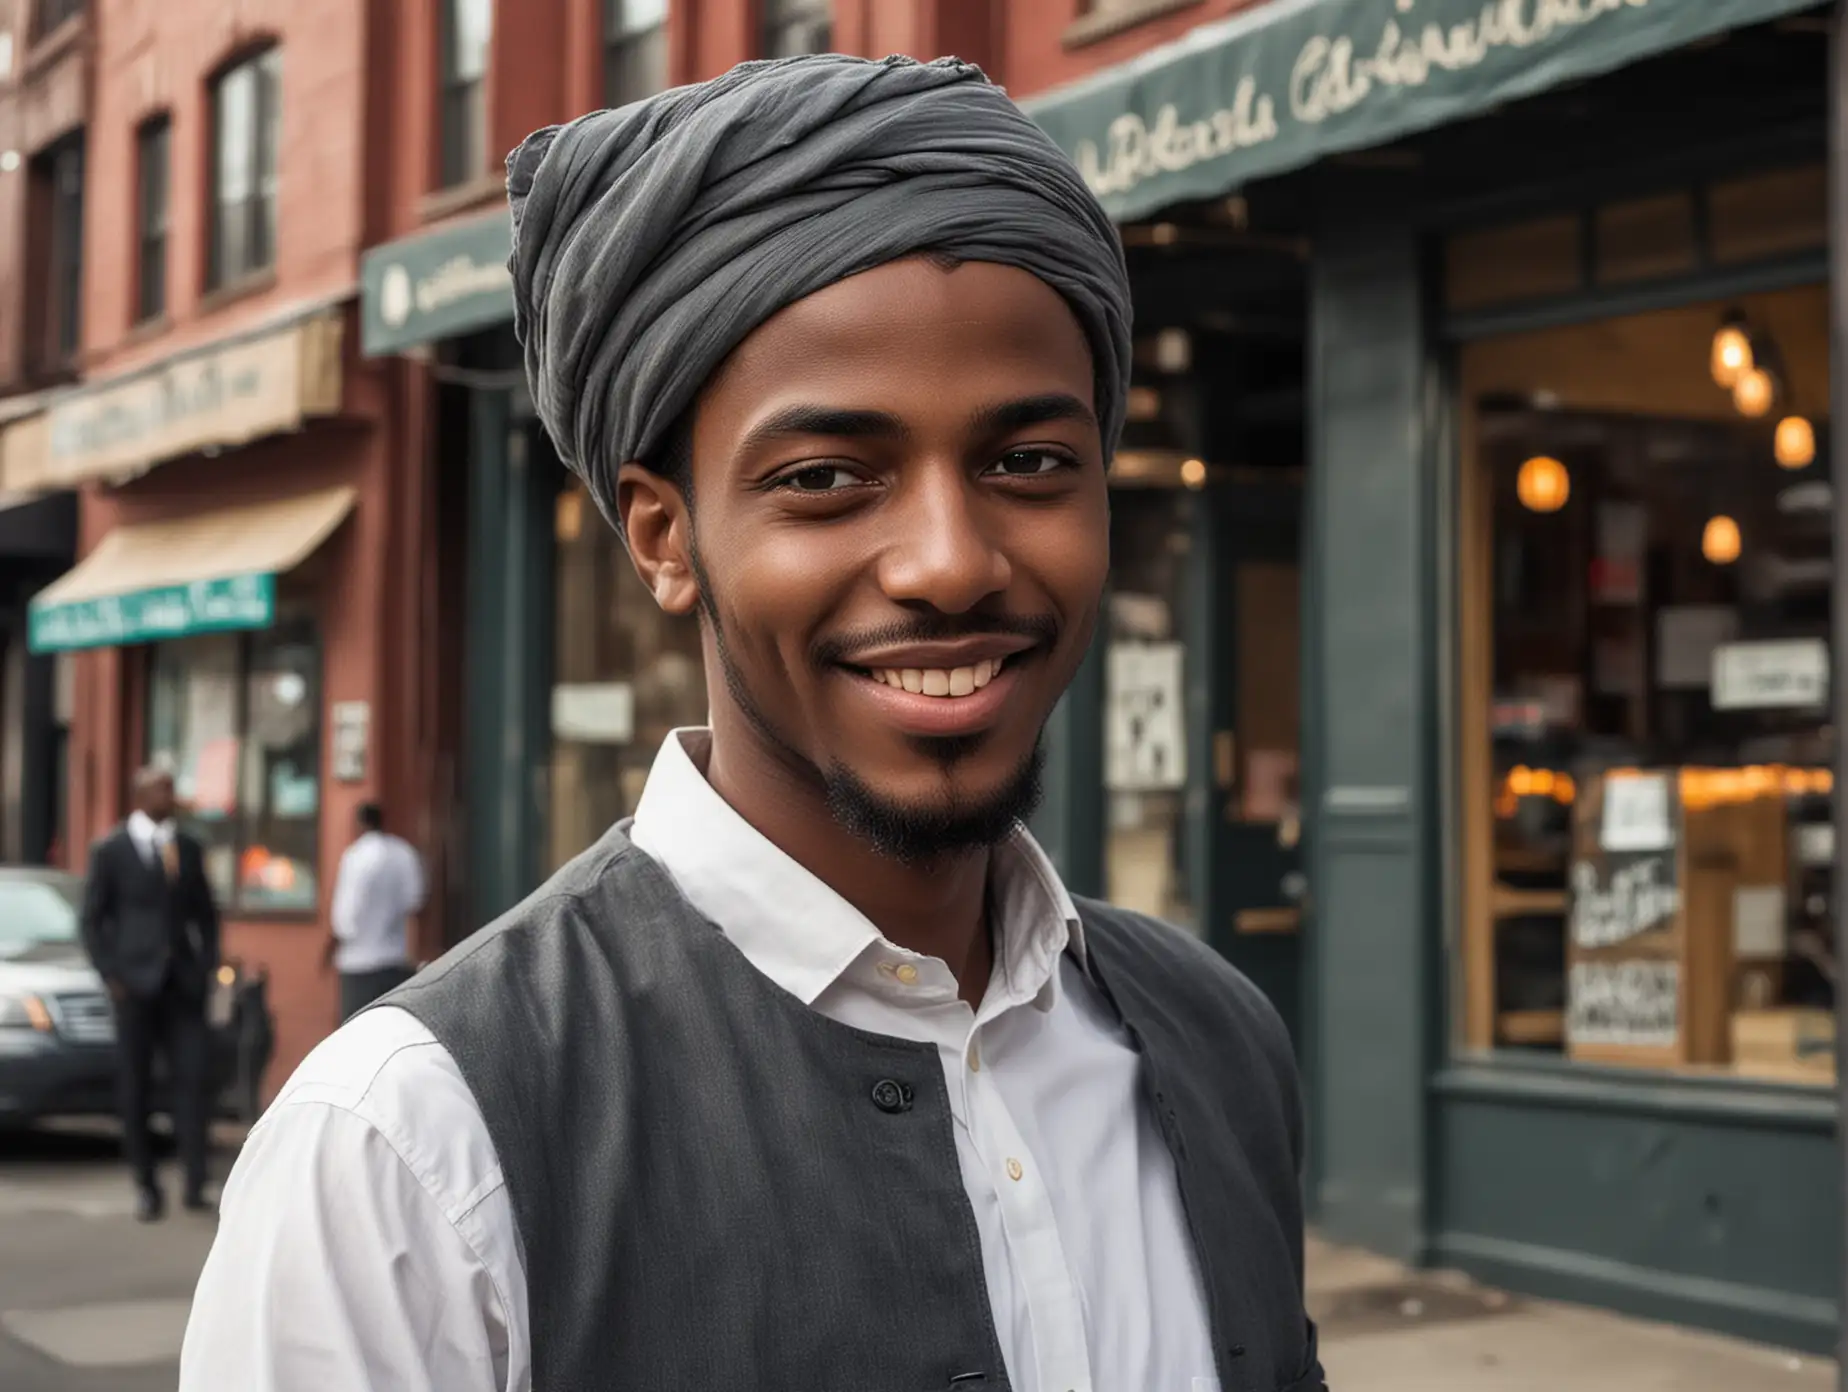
[1023,0,1824,223]
[29,573,277,653]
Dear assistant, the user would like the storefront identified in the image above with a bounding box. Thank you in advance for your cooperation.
[1025,0,1842,1354]
[360,213,710,937]
[12,301,411,1091]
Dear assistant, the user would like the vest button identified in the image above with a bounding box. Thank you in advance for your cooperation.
[870,1079,914,1113]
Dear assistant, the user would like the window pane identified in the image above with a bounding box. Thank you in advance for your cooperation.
[237,621,322,913]
[448,0,491,81]
[764,0,830,56]
[253,50,280,272]
[605,25,667,107]
[136,120,169,320]
[1463,282,1836,1084]
[50,139,82,360]
[148,635,244,907]
[607,0,666,36]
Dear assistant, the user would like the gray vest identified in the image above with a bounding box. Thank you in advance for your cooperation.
[387,826,1324,1392]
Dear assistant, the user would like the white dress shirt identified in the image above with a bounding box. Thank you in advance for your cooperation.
[181,730,1218,1392]
[126,809,172,867]
[329,830,426,974]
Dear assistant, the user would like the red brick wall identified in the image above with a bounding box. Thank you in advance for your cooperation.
[83,0,372,379]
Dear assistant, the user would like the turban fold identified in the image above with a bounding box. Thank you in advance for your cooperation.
[506,53,1132,527]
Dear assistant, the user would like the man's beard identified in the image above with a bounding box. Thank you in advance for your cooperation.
[691,543,1047,864]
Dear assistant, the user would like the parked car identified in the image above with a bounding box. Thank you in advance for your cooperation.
[0,866,274,1128]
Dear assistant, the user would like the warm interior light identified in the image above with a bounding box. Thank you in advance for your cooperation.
[1775,415,1816,469]
[1516,455,1570,513]
[1179,458,1207,489]
[1702,514,1742,565]
[1711,321,1753,387]
[1733,366,1775,418]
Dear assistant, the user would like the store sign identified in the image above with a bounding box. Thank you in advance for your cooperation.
[1570,852,1678,950]
[1106,642,1187,792]
[361,211,514,356]
[27,314,343,490]
[1711,639,1829,711]
[28,574,276,654]
[1567,959,1679,1049]
[1023,0,1820,222]
[333,701,371,783]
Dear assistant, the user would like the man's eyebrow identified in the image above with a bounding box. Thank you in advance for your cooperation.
[968,393,1097,439]
[737,405,910,455]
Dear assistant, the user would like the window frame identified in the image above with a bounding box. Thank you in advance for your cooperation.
[761,0,830,59]
[603,0,667,109]
[34,133,84,370]
[33,0,84,41]
[146,615,325,919]
[439,0,492,188]
[135,115,172,323]
[207,46,282,292]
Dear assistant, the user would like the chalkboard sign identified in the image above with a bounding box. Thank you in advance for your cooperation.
[1570,851,1679,949]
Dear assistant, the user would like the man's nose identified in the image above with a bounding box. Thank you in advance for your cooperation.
[874,466,1012,614]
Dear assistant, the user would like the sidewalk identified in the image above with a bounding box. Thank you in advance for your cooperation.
[1309,1236,1833,1391]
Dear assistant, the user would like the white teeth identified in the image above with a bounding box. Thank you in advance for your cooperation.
[869,657,1007,697]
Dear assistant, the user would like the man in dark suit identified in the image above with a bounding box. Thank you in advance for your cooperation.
[80,765,220,1221]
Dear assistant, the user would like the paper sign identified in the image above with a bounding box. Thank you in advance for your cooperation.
[1105,642,1186,792]
[191,737,241,815]
[332,701,370,783]
[1712,639,1829,710]
[1733,885,1788,958]
[1568,960,1679,1049]
[1600,773,1672,853]
[552,682,636,745]
[1655,606,1737,690]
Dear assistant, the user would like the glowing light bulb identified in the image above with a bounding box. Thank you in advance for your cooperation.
[1711,322,1753,387]
[1179,458,1207,489]
[1516,455,1570,513]
[1733,366,1775,418]
[1702,514,1742,565]
[1775,415,1816,469]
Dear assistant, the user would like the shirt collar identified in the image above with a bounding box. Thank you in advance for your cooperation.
[628,729,1086,1010]
[127,810,169,843]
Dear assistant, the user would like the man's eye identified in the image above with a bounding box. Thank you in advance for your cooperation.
[780,464,859,492]
[988,450,1071,477]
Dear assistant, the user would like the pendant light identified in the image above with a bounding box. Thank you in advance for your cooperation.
[1702,514,1742,566]
[1516,455,1570,513]
[1733,365,1777,418]
[1710,312,1753,388]
[1775,415,1816,469]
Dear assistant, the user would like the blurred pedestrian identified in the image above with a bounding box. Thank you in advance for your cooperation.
[324,802,425,1021]
[184,54,1322,1392]
[79,766,218,1222]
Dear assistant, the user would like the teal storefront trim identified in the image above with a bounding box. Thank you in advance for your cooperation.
[28,574,277,654]
[361,211,514,357]
[1023,0,1825,223]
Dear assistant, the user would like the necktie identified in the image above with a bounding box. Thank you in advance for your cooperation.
[160,838,179,882]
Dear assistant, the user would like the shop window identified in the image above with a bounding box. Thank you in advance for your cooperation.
[1445,215,1582,312]
[440,0,492,187]
[209,47,281,289]
[1707,164,1826,266]
[546,479,706,876]
[147,617,323,915]
[1103,487,1199,931]
[135,116,171,323]
[604,0,667,108]
[35,134,84,370]
[1459,282,1835,1085]
[763,0,830,58]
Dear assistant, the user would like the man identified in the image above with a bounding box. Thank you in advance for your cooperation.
[183,55,1324,1392]
[80,766,218,1221]
[325,802,425,1020]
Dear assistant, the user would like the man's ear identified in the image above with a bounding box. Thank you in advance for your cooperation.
[616,464,701,616]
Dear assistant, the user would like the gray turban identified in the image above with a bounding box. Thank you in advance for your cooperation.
[506,53,1131,526]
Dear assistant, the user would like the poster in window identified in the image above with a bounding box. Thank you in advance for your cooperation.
[1570,850,1679,949]
[1105,642,1186,793]
[191,737,240,816]
[1599,772,1672,853]
[1567,960,1679,1049]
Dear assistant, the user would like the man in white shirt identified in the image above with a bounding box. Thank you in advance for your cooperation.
[325,802,425,1021]
[183,54,1321,1392]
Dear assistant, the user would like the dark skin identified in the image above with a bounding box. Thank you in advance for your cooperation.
[620,259,1108,1006]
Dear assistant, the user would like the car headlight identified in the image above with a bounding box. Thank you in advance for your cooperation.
[0,994,52,1032]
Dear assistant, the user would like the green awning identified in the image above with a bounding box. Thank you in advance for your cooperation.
[1024,0,1825,223]
[361,210,513,357]
[28,486,355,653]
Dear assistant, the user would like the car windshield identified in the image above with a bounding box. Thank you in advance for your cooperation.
[0,877,83,960]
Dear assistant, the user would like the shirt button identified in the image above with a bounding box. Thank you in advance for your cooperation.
[1006,1158,1024,1182]
[967,1044,981,1072]
[894,963,920,985]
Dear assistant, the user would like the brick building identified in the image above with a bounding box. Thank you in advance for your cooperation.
[0,0,439,1091]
